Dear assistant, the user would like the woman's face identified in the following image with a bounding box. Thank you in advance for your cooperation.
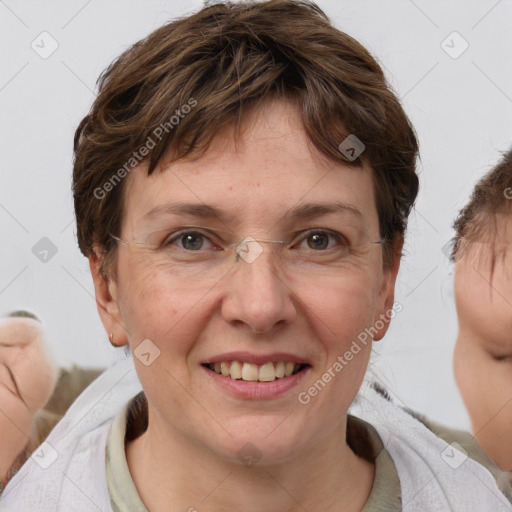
[454,217,512,471]
[93,99,398,465]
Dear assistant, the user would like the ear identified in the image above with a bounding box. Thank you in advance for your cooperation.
[88,246,128,347]
[373,236,403,341]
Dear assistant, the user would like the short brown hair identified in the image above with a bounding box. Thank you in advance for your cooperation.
[452,148,512,261]
[72,0,419,276]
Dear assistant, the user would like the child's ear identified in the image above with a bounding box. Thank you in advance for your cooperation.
[88,246,128,347]
[373,236,403,341]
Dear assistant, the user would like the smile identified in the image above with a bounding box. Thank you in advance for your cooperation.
[203,361,309,382]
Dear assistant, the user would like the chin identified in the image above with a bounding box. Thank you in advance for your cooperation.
[209,422,310,466]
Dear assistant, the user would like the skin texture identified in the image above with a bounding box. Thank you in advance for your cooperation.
[0,317,57,483]
[90,99,401,512]
[454,214,512,471]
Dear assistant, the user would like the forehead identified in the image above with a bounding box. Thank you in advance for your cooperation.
[454,215,512,345]
[455,217,512,303]
[458,213,512,262]
[121,100,378,232]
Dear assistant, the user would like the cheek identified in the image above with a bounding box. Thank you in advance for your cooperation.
[453,339,467,393]
[118,258,197,340]
[454,341,486,414]
[455,342,512,436]
[470,363,512,470]
[298,276,377,388]
[456,264,512,341]
[293,287,374,430]
[117,263,215,395]
[119,272,201,411]
[9,344,55,412]
[307,273,380,341]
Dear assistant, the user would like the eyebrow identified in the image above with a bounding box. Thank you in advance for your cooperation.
[286,202,363,221]
[142,201,364,223]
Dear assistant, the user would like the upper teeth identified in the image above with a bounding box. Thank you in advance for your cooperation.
[210,361,302,381]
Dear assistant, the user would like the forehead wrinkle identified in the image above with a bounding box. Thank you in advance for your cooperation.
[142,201,233,224]
[140,200,365,229]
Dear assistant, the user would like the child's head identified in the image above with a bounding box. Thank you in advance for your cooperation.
[452,148,512,470]
[0,312,57,414]
[0,312,58,486]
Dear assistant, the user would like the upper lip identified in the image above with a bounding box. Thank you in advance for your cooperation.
[202,351,311,366]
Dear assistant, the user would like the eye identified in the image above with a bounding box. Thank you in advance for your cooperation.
[295,230,348,251]
[493,354,512,362]
[163,231,216,251]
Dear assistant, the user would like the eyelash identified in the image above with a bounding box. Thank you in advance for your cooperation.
[162,228,349,252]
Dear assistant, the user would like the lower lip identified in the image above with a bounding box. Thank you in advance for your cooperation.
[201,365,311,399]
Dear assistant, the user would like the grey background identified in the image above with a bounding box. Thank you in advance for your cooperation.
[1,0,512,429]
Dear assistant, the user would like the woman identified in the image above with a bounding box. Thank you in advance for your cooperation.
[1,1,510,510]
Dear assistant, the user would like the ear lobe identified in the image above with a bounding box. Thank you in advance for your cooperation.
[88,247,128,347]
[373,238,402,342]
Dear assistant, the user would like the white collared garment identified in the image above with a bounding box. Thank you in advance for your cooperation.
[0,355,511,511]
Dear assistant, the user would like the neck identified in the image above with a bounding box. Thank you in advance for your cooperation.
[126,410,374,512]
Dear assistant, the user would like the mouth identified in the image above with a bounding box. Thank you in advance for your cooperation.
[202,361,311,382]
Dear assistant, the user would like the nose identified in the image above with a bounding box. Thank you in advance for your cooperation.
[220,242,297,334]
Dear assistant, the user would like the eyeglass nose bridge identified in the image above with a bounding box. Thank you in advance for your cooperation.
[233,236,287,264]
